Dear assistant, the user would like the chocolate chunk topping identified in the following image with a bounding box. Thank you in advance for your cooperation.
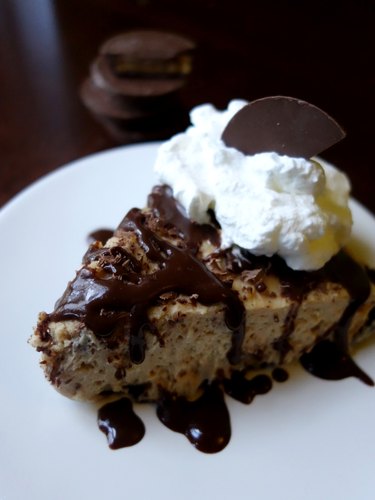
[232,247,373,382]
[221,96,346,158]
[80,78,165,120]
[224,371,272,404]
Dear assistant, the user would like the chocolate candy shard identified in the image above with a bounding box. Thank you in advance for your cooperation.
[221,96,346,158]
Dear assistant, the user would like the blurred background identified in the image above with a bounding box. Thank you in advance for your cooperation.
[0,0,374,210]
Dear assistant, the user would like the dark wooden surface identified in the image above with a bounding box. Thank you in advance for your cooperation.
[1,0,374,211]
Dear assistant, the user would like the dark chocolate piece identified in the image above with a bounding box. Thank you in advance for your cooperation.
[92,30,195,97]
[300,340,374,386]
[272,367,289,382]
[221,96,346,158]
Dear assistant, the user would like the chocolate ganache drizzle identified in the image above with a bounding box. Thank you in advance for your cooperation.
[300,252,374,386]
[238,249,373,385]
[50,185,373,453]
[53,185,244,365]
[87,228,114,245]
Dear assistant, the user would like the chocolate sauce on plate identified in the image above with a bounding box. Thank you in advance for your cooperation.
[300,340,374,386]
[224,371,272,404]
[272,367,289,383]
[98,397,145,449]
[157,383,230,453]
[148,185,220,251]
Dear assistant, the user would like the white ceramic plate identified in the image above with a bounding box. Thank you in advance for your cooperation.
[1,143,375,500]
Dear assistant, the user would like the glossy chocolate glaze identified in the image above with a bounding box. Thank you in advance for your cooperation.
[272,367,289,383]
[87,228,114,245]
[238,249,373,385]
[300,340,374,386]
[300,252,373,385]
[49,186,373,453]
[157,383,230,453]
[98,397,145,449]
[53,187,244,365]
[223,371,272,404]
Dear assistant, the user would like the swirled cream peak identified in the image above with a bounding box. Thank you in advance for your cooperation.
[154,101,352,270]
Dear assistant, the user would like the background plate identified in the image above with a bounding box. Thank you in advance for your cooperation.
[1,143,375,500]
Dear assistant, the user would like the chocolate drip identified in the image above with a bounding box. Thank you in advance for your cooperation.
[367,269,375,283]
[235,250,321,361]
[156,383,230,453]
[300,340,374,386]
[87,228,114,245]
[147,185,220,251]
[98,397,145,449]
[271,256,323,361]
[51,200,245,365]
[272,367,289,383]
[300,252,373,385]
[363,269,375,329]
[236,248,373,384]
[273,303,300,362]
[224,371,272,404]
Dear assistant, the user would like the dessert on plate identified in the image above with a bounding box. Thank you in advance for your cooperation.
[30,96,375,453]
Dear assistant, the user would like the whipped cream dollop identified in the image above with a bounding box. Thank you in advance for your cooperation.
[154,100,352,270]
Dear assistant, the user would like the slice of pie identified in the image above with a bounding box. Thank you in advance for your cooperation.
[30,184,375,403]
[29,96,375,452]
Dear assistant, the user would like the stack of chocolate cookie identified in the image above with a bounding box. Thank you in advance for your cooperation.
[80,30,195,143]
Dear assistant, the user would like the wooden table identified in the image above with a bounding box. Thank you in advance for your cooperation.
[1,0,374,212]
